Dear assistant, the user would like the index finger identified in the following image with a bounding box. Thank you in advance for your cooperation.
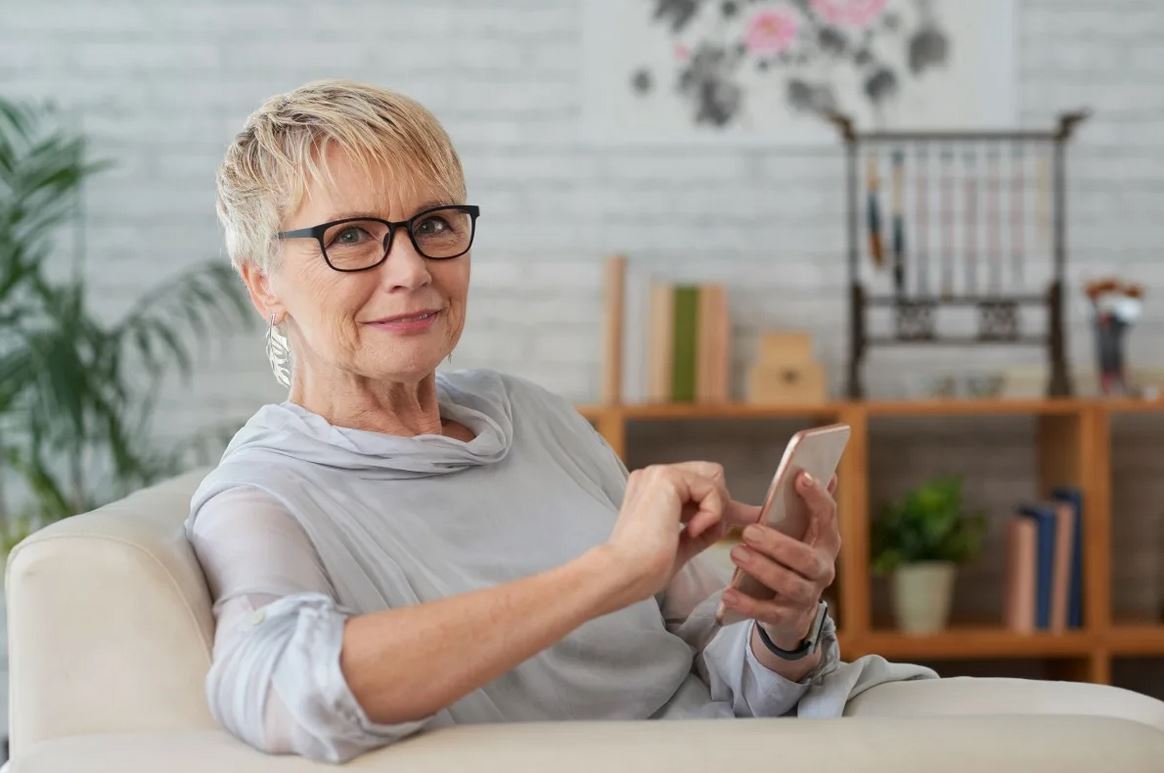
[663,463,729,539]
[668,461,725,486]
[667,462,763,533]
[667,462,725,532]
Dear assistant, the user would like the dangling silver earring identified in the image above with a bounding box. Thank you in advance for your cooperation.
[265,313,292,387]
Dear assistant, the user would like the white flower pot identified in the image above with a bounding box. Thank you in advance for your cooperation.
[891,560,957,634]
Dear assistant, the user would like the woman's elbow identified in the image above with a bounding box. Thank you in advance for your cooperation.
[204,596,437,763]
[288,733,396,765]
[208,671,436,764]
[206,683,408,765]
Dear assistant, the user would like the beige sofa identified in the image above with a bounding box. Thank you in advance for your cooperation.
[5,470,1164,772]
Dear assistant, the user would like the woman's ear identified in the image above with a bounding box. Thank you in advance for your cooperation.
[239,261,286,323]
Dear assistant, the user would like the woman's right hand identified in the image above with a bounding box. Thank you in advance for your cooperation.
[602,462,759,605]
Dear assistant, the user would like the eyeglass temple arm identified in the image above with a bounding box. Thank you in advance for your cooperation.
[275,227,317,240]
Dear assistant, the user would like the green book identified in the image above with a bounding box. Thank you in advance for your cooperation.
[671,285,699,402]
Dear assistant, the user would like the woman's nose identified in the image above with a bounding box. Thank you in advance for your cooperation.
[377,228,431,288]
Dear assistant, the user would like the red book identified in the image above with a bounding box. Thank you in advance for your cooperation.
[1004,516,1037,633]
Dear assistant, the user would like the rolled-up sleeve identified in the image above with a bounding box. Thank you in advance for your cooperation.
[660,551,842,718]
[207,592,436,763]
[698,613,841,717]
[189,487,436,764]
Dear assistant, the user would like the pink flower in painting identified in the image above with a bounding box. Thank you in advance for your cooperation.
[811,0,888,28]
[745,8,799,56]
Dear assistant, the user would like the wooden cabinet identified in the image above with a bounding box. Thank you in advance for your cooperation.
[577,397,1164,686]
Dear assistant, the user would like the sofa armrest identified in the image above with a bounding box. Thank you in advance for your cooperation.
[844,675,1164,733]
[5,469,217,755]
[8,717,1164,773]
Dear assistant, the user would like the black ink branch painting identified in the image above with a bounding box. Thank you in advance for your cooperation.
[583,0,1015,143]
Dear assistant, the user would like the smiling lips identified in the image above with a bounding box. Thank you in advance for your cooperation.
[371,309,439,323]
[365,308,441,332]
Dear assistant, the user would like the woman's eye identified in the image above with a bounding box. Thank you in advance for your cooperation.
[415,216,450,235]
[334,227,370,245]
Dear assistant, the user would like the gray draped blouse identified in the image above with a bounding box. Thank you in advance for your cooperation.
[186,368,933,764]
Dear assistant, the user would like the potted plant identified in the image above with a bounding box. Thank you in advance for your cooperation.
[871,476,988,633]
[0,98,255,747]
[0,96,252,527]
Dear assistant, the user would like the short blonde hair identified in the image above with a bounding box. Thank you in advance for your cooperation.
[216,79,466,272]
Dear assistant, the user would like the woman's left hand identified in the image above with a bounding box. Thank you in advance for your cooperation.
[722,471,841,649]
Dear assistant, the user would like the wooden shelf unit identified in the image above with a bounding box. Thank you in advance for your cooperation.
[576,396,1164,684]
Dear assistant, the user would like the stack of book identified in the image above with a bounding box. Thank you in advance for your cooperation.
[644,282,730,403]
[606,256,731,404]
[1002,487,1084,633]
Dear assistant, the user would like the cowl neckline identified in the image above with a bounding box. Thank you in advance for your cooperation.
[219,369,513,479]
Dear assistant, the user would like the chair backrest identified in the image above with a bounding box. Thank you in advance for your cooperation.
[5,469,218,756]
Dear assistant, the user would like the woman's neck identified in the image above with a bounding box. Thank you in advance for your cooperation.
[289,369,448,438]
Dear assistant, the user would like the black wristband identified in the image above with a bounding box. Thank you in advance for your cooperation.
[753,600,829,661]
[755,620,813,660]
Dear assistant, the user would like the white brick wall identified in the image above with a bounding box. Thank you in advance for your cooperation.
[3,0,1160,424]
[2,0,1163,696]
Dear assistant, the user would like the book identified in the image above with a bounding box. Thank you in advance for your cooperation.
[647,282,674,402]
[1050,501,1075,632]
[671,285,699,402]
[1018,503,1059,631]
[696,285,716,403]
[696,284,730,403]
[714,286,731,400]
[638,278,731,404]
[1052,486,1085,629]
[1003,515,1037,633]
[601,255,626,404]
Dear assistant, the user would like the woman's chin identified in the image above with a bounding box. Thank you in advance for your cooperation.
[355,320,458,378]
[360,350,446,382]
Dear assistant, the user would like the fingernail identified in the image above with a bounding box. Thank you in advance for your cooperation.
[742,524,761,541]
[723,590,738,603]
[801,472,815,487]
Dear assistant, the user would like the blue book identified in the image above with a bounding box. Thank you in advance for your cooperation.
[1018,504,1059,630]
[1052,486,1085,629]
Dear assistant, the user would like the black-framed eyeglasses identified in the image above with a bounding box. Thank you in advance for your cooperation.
[275,204,480,272]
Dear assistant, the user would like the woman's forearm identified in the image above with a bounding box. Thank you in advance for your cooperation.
[340,545,633,724]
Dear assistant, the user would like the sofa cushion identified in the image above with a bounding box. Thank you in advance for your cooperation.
[9,716,1164,773]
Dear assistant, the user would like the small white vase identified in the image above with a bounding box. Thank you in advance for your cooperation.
[891,561,957,634]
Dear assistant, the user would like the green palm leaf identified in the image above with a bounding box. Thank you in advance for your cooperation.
[1,94,254,522]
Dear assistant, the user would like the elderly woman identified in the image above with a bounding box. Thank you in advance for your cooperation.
[187,79,934,765]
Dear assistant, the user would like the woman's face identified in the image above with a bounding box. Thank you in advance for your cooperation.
[257,146,470,385]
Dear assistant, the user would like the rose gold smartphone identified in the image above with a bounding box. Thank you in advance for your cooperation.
[715,423,851,626]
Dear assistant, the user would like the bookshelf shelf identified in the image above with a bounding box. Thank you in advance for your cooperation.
[579,396,1105,421]
[861,397,1089,417]
[577,395,1164,684]
[1104,398,1164,415]
[1108,625,1164,656]
[856,628,1097,660]
[576,401,842,422]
